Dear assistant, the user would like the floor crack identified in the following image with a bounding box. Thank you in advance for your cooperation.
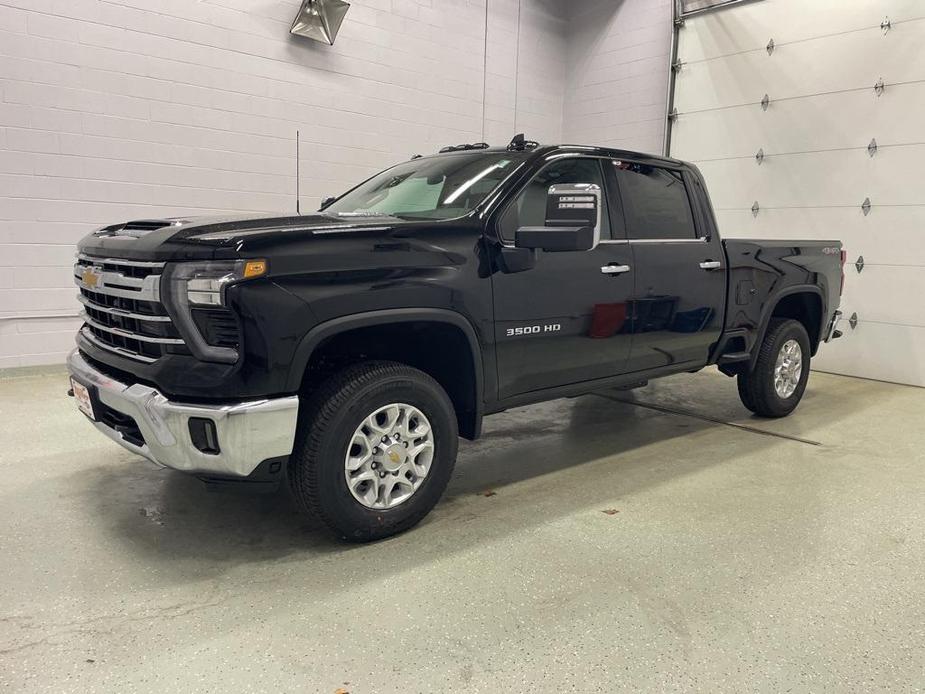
[593,393,823,446]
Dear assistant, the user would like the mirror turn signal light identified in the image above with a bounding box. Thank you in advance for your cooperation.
[243,259,268,278]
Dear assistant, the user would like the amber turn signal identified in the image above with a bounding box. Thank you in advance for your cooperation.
[243,259,268,278]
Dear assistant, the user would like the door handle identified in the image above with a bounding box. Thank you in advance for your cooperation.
[699,260,722,270]
[601,264,631,275]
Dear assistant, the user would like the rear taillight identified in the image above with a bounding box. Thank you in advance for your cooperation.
[839,249,846,295]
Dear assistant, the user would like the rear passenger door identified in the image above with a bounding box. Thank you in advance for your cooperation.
[611,160,726,372]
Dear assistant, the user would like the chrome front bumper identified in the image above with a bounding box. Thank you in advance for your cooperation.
[66,349,299,477]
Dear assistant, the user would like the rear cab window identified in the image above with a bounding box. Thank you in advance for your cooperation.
[612,162,697,240]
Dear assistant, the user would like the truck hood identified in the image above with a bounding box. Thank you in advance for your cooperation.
[76,213,415,261]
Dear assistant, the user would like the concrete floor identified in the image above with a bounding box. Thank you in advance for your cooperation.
[0,367,923,693]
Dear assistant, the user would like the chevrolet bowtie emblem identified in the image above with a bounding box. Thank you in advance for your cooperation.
[82,267,101,289]
[388,450,401,464]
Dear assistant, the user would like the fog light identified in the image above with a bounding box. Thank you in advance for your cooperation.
[189,418,220,455]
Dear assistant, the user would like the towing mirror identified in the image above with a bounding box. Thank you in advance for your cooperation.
[515,183,601,252]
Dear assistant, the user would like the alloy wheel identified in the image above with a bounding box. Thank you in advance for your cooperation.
[773,338,803,398]
[344,403,435,509]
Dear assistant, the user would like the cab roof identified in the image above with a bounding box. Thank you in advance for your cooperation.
[428,142,687,169]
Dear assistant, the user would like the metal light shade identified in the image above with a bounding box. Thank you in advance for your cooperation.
[290,0,350,45]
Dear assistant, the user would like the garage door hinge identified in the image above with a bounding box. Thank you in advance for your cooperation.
[672,59,684,72]
[855,256,865,273]
[861,197,872,216]
[668,108,679,121]
[755,148,764,164]
[881,17,891,34]
[867,138,878,157]
[760,94,770,111]
[849,312,858,330]
[766,38,775,55]
[874,78,885,96]
[751,201,760,217]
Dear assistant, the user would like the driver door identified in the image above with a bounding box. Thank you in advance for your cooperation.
[491,157,635,399]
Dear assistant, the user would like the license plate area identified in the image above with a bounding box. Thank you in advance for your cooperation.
[70,377,96,421]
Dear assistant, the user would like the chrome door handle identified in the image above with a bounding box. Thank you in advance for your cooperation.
[601,264,631,275]
[699,261,722,270]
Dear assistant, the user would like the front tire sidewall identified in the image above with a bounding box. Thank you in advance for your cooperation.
[313,376,457,540]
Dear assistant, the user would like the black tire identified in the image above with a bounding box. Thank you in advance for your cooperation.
[737,318,811,418]
[289,361,458,542]
[736,369,758,412]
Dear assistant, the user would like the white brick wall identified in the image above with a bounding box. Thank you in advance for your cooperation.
[0,0,570,367]
[483,0,566,143]
[0,0,670,367]
[563,0,671,155]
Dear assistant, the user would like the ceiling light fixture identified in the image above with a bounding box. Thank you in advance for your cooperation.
[290,0,350,45]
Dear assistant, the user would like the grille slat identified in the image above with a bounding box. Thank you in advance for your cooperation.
[76,294,171,322]
[81,315,185,344]
[75,255,187,363]
[80,327,159,363]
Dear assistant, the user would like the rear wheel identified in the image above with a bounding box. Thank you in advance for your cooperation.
[289,361,458,541]
[737,318,811,418]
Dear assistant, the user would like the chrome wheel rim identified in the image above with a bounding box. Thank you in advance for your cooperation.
[774,339,803,398]
[344,403,435,510]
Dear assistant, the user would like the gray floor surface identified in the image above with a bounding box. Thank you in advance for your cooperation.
[1,366,923,693]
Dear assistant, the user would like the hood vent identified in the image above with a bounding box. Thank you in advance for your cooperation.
[95,219,179,238]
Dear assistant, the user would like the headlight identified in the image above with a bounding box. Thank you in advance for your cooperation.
[160,259,267,364]
[185,260,268,306]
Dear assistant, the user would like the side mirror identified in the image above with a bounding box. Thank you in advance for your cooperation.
[319,195,337,210]
[515,183,601,252]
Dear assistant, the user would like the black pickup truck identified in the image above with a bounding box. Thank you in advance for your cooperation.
[67,137,845,540]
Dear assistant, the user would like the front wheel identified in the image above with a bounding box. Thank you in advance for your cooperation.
[289,361,458,542]
[737,318,811,418]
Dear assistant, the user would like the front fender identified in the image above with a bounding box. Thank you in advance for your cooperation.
[285,307,485,401]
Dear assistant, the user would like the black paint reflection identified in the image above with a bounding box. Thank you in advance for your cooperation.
[587,299,715,338]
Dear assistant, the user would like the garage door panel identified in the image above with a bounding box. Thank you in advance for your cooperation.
[681,0,925,63]
[840,266,925,327]
[676,23,925,113]
[697,144,925,209]
[673,82,925,161]
[715,207,925,267]
[814,322,925,387]
[673,0,924,389]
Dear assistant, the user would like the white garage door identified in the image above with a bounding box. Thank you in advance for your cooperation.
[669,0,925,387]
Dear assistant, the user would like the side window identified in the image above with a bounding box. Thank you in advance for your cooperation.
[499,158,611,242]
[613,162,696,240]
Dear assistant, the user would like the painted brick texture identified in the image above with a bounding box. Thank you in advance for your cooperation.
[563,0,671,155]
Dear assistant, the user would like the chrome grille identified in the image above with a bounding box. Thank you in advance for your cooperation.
[74,254,187,363]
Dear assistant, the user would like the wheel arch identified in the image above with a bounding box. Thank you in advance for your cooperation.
[288,309,484,440]
[751,285,826,369]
